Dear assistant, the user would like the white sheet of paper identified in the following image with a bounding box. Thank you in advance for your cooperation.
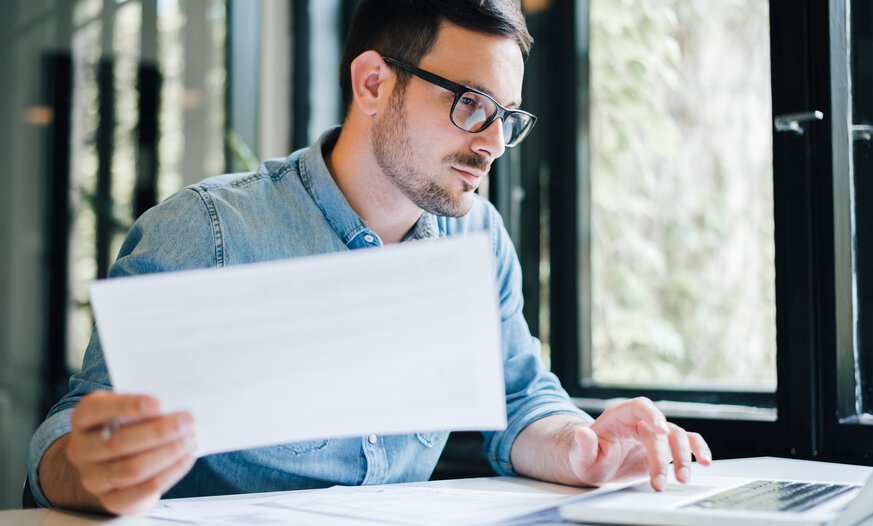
[90,234,506,456]
[277,485,586,525]
[149,490,384,525]
[150,483,617,526]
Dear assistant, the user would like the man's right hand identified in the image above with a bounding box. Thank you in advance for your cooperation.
[39,392,197,515]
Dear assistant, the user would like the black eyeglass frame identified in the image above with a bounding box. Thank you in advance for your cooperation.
[382,56,537,147]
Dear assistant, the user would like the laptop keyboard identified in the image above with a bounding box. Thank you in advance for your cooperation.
[685,480,858,513]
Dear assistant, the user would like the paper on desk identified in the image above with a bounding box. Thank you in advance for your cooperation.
[151,483,616,526]
[149,491,383,525]
[278,485,586,525]
[90,234,506,456]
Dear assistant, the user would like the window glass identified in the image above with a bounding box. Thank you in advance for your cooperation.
[587,0,776,389]
[67,13,102,371]
[66,0,227,371]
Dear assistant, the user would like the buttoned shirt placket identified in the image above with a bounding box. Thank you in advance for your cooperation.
[361,433,390,485]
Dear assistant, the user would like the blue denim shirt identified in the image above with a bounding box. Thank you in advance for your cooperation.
[28,127,589,507]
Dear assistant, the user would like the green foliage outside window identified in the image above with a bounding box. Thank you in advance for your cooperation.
[589,0,776,388]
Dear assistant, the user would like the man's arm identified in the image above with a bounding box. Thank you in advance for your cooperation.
[38,392,197,515]
[39,435,103,510]
[510,398,711,491]
[30,187,218,513]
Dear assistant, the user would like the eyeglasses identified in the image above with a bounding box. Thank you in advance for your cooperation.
[382,56,537,148]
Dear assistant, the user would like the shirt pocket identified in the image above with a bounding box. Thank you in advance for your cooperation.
[277,439,330,455]
[415,431,449,448]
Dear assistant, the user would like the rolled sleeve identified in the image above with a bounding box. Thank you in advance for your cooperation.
[484,342,592,475]
[27,327,113,507]
[486,402,591,476]
[27,410,74,507]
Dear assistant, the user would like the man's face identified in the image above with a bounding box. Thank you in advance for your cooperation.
[371,22,526,217]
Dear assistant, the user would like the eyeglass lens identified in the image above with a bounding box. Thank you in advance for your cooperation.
[452,91,531,146]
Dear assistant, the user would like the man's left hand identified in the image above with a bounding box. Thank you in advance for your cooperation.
[568,397,711,491]
[510,397,711,491]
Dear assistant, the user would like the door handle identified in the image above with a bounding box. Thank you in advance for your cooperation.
[774,111,824,135]
[852,125,873,142]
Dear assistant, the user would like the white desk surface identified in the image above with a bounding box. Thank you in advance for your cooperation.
[2,457,871,525]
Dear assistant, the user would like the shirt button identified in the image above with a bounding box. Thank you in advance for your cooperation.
[368,434,378,444]
[363,234,375,243]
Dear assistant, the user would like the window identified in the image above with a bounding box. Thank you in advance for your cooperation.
[522,0,873,462]
[60,0,227,377]
[522,0,777,412]
[585,0,776,392]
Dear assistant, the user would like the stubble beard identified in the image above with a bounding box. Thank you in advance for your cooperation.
[371,87,482,218]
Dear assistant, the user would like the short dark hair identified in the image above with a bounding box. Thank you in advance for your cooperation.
[339,0,533,115]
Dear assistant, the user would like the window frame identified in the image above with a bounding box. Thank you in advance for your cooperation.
[820,0,873,463]
[850,0,873,419]
[522,0,873,462]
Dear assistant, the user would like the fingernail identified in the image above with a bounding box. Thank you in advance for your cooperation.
[678,466,690,482]
[654,473,666,491]
[178,413,194,429]
[702,451,712,463]
[657,420,669,433]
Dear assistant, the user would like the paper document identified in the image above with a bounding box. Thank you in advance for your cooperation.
[90,234,506,455]
[149,490,381,525]
[149,481,625,526]
[277,485,589,525]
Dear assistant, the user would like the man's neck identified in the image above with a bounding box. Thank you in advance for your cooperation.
[325,127,423,245]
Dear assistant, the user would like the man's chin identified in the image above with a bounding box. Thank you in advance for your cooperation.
[419,194,473,218]
[441,194,475,217]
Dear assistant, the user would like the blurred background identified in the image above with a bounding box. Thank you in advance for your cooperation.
[1,0,871,510]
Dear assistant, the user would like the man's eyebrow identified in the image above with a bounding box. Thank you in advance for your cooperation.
[459,80,521,108]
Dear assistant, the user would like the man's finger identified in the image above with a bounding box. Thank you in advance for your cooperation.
[567,426,602,482]
[79,412,194,463]
[99,451,198,516]
[71,392,161,431]
[667,423,692,483]
[636,420,670,491]
[572,426,599,462]
[597,397,669,438]
[688,432,713,466]
[83,433,196,495]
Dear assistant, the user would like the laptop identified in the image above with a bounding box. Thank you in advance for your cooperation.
[559,472,873,526]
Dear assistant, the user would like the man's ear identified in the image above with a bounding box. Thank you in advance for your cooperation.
[348,50,393,117]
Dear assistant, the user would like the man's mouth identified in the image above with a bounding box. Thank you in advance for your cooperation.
[452,166,487,183]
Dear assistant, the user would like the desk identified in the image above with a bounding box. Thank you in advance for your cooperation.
[2,457,871,525]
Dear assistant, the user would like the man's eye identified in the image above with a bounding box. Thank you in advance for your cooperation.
[459,96,477,107]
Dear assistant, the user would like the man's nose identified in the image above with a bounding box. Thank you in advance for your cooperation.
[471,118,507,160]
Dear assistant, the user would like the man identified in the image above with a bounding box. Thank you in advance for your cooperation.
[29,0,711,516]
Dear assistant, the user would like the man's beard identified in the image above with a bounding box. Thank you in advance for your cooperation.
[371,87,488,218]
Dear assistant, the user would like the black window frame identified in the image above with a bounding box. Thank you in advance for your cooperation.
[520,0,873,463]
[821,0,873,464]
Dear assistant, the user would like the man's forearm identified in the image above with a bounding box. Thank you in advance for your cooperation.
[39,435,104,512]
[509,414,591,486]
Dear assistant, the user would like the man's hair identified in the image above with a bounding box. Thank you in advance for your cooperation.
[339,0,533,115]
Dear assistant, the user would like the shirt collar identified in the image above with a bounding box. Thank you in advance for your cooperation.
[297,126,440,247]
[403,212,439,242]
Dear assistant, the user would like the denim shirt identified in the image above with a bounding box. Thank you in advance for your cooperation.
[28,127,589,507]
